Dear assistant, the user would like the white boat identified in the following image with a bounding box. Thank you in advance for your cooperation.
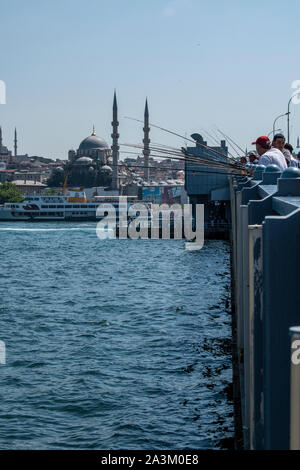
[0,190,152,222]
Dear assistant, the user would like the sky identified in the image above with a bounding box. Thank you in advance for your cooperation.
[1,0,300,159]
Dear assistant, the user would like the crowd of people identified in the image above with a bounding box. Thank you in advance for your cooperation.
[240,133,300,169]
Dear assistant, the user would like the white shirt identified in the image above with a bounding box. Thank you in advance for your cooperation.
[259,148,287,171]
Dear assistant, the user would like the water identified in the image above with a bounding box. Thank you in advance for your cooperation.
[0,222,234,449]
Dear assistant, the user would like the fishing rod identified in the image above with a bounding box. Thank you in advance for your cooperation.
[215,133,241,159]
[120,139,242,168]
[151,142,184,151]
[111,158,250,177]
[116,145,247,169]
[215,127,245,156]
[206,128,240,159]
[120,142,245,171]
[124,116,238,165]
[199,128,237,160]
[183,147,244,168]
[216,134,241,159]
[124,115,195,143]
[121,149,238,175]
[118,146,247,174]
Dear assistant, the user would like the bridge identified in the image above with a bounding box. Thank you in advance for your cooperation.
[230,164,300,449]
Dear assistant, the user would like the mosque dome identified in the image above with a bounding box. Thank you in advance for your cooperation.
[78,127,109,151]
[75,156,94,165]
[101,165,113,173]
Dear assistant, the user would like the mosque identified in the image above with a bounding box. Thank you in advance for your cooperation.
[62,91,150,191]
[66,126,114,188]
[63,91,120,190]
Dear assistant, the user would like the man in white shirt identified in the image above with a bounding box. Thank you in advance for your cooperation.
[251,135,287,171]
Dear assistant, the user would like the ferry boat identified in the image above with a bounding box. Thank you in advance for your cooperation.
[0,190,152,222]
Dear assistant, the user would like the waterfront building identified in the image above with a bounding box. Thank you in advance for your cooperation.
[12,170,43,183]
[13,179,47,195]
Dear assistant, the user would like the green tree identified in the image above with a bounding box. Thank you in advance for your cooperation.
[0,182,24,204]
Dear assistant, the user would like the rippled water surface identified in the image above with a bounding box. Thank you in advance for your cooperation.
[0,222,233,449]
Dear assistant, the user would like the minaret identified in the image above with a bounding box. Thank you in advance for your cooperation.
[0,126,2,152]
[297,136,300,148]
[143,98,150,181]
[14,127,17,157]
[111,90,119,191]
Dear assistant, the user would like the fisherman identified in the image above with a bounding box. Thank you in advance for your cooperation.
[284,143,298,168]
[240,156,247,165]
[272,133,286,152]
[282,148,292,166]
[252,135,287,171]
[247,150,259,164]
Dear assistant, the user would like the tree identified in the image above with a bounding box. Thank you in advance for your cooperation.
[0,182,24,204]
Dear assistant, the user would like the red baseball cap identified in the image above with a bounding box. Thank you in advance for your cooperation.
[252,136,270,146]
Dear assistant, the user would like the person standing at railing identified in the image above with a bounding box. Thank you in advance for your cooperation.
[272,133,286,152]
[247,151,259,164]
[251,135,287,171]
[282,148,293,166]
[271,134,298,167]
[284,143,299,168]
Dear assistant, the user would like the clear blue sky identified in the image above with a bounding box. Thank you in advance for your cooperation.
[1,0,300,159]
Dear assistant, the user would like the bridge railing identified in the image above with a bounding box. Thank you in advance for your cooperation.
[230,165,300,450]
